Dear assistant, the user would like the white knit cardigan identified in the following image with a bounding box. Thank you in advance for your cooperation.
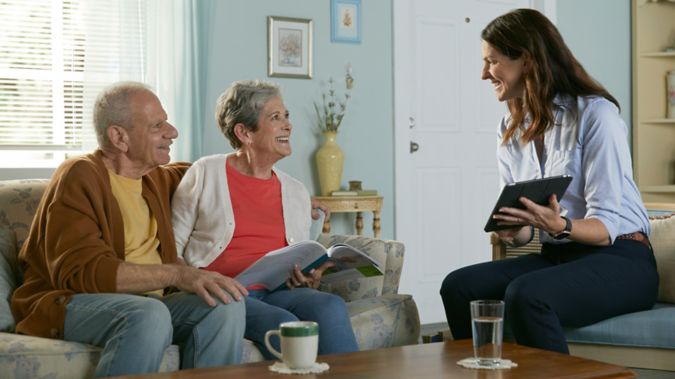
[171,153,311,268]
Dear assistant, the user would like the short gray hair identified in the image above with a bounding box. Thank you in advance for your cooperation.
[93,81,152,148]
[214,80,281,149]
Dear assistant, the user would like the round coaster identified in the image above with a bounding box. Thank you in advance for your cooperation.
[268,361,330,374]
[457,357,518,369]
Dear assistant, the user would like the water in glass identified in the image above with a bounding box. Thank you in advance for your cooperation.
[472,315,503,366]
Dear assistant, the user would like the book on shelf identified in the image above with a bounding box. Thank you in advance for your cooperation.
[234,240,383,291]
[356,189,378,196]
[331,190,358,196]
[330,189,378,196]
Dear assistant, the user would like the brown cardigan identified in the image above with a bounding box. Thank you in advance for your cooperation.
[11,150,189,339]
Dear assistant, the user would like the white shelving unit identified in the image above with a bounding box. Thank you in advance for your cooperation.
[632,0,675,202]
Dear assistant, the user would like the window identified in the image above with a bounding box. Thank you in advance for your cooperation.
[0,0,145,167]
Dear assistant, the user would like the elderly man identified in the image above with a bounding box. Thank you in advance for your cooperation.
[11,82,247,377]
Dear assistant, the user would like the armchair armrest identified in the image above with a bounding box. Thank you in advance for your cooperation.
[490,233,507,260]
[490,230,543,261]
[315,234,405,301]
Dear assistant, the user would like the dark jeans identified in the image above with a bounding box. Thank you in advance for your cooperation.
[439,239,658,353]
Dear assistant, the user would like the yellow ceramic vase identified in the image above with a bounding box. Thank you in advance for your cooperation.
[315,131,344,196]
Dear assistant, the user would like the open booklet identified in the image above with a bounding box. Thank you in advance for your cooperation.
[234,240,383,291]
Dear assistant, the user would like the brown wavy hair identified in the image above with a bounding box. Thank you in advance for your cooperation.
[481,9,619,144]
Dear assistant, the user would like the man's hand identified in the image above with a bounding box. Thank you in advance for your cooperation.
[311,199,330,221]
[173,266,248,307]
[286,261,334,289]
[117,262,247,306]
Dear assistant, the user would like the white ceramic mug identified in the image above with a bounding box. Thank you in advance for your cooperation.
[264,321,319,369]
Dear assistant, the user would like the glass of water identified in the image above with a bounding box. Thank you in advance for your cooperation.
[470,300,505,367]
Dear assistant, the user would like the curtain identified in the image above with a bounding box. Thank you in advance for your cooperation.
[145,0,204,162]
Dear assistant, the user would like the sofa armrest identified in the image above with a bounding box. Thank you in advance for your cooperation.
[0,179,49,251]
[315,234,405,300]
[0,228,18,332]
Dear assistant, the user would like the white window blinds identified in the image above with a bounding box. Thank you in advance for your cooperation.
[0,0,145,167]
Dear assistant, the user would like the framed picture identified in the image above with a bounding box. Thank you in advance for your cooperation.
[268,16,313,79]
[331,0,362,44]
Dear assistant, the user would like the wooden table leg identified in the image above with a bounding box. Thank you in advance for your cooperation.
[355,211,364,235]
[373,210,381,238]
[322,217,331,234]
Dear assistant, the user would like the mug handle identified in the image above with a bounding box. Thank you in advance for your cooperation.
[264,330,283,360]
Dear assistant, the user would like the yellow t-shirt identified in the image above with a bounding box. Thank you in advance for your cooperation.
[108,170,163,297]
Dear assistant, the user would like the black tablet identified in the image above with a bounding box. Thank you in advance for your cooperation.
[484,175,573,232]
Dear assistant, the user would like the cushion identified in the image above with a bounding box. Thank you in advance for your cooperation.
[649,215,675,303]
[347,294,420,350]
[0,333,179,379]
[0,228,18,332]
[242,339,265,363]
[565,303,675,349]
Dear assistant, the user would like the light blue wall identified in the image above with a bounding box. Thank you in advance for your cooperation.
[556,0,632,129]
[194,1,633,240]
[197,0,394,238]
[0,2,635,243]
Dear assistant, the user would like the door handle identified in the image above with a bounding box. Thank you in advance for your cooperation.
[410,141,419,154]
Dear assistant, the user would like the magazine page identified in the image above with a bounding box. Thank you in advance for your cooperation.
[234,240,328,290]
[327,244,381,270]
[322,244,383,283]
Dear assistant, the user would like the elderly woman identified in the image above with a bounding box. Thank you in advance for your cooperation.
[171,80,358,358]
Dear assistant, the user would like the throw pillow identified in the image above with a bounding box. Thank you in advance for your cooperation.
[0,227,18,331]
[649,215,675,303]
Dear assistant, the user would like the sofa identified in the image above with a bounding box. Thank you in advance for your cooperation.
[491,202,675,370]
[0,179,420,379]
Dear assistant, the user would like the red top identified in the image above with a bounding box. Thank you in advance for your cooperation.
[204,160,287,279]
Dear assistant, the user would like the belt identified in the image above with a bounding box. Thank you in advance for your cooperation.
[616,232,651,249]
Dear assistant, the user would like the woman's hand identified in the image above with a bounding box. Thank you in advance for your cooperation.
[493,194,564,235]
[495,194,612,245]
[495,226,531,246]
[311,199,330,221]
[285,261,335,289]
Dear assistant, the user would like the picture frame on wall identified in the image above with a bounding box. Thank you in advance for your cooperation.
[331,0,362,44]
[268,16,313,79]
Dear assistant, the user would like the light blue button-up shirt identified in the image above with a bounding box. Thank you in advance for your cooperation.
[496,94,650,244]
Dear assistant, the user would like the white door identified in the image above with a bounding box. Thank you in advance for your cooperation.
[393,0,554,324]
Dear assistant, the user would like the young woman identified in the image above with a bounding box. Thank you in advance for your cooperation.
[440,9,657,354]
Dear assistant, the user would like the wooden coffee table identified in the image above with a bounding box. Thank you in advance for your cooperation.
[112,339,635,378]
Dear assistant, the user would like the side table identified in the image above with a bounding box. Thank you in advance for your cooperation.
[312,195,383,238]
